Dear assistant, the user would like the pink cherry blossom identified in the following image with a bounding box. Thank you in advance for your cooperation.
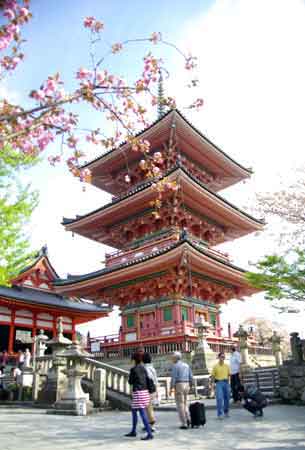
[150,32,162,44]
[83,16,95,28]
[4,9,15,20]
[19,7,29,17]
[152,166,161,176]
[76,67,92,80]
[112,43,123,54]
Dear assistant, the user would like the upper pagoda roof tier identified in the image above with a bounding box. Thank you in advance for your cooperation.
[80,109,252,194]
[62,167,264,248]
[53,236,259,302]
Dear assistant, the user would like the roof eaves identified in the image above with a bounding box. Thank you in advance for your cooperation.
[54,237,246,287]
[79,108,252,176]
[62,165,264,227]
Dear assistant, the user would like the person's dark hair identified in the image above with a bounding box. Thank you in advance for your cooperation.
[143,352,152,364]
[231,346,236,352]
[132,351,143,364]
[218,352,225,358]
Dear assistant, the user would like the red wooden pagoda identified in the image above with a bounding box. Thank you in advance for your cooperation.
[55,109,263,355]
[0,247,110,355]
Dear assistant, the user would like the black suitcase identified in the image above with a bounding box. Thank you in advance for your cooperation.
[189,402,206,428]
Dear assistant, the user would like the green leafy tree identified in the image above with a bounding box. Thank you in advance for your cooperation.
[246,250,305,313]
[0,145,38,285]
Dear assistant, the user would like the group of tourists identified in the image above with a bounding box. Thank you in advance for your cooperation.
[125,345,267,440]
[0,348,31,376]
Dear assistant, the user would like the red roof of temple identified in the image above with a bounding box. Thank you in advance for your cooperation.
[80,109,252,194]
[3,246,111,323]
[11,246,59,290]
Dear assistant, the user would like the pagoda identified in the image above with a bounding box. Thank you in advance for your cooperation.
[54,109,263,355]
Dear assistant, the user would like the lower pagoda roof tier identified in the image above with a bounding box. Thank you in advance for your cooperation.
[62,167,264,248]
[0,285,111,324]
[80,109,252,195]
[53,237,260,303]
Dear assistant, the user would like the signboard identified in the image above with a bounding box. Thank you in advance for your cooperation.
[90,341,100,353]
[125,332,137,342]
[15,329,32,343]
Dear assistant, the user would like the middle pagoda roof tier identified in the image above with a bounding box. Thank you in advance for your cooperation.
[63,167,263,249]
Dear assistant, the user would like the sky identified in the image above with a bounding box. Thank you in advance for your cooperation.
[3,0,305,338]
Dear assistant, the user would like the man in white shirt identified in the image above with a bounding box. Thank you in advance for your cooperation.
[230,346,241,403]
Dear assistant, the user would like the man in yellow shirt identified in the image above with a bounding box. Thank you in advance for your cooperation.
[211,352,231,419]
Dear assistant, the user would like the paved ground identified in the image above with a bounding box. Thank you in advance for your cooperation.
[0,405,304,450]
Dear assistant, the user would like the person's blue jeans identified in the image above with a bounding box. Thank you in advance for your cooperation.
[131,408,152,436]
[215,380,230,417]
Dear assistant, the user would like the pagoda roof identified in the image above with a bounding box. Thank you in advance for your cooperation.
[53,236,259,301]
[80,109,252,193]
[0,284,111,316]
[62,166,264,246]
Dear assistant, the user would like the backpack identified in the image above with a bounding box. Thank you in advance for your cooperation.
[146,374,156,394]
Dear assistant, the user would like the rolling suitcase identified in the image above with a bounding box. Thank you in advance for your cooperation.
[189,402,206,428]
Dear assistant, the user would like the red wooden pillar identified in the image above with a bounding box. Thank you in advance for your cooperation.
[191,304,195,325]
[8,309,15,354]
[32,312,37,353]
[136,310,140,340]
[173,302,179,334]
[72,318,76,341]
[53,316,57,338]
[228,322,232,339]
[216,311,221,337]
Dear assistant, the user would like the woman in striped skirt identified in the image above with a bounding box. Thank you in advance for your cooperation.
[125,351,153,441]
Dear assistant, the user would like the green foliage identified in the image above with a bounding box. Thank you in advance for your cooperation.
[0,145,39,285]
[246,249,305,311]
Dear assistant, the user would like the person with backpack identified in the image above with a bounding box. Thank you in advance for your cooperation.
[125,351,153,441]
[170,351,193,429]
[143,352,158,431]
[239,385,267,418]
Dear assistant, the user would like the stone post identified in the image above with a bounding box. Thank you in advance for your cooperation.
[93,368,106,407]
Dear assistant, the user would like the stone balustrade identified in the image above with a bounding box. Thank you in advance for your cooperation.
[36,355,53,374]
[84,358,131,397]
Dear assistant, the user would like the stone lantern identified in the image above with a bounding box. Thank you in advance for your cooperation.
[192,319,213,375]
[53,342,93,415]
[234,324,250,370]
[43,317,72,403]
[31,329,49,401]
[269,330,283,367]
[33,329,49,362]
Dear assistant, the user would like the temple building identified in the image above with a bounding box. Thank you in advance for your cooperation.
[0,247,110,354]
[54,109,263,356]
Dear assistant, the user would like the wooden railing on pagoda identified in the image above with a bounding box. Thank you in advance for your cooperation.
[87,334,273,361]
[104,232,231,268]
